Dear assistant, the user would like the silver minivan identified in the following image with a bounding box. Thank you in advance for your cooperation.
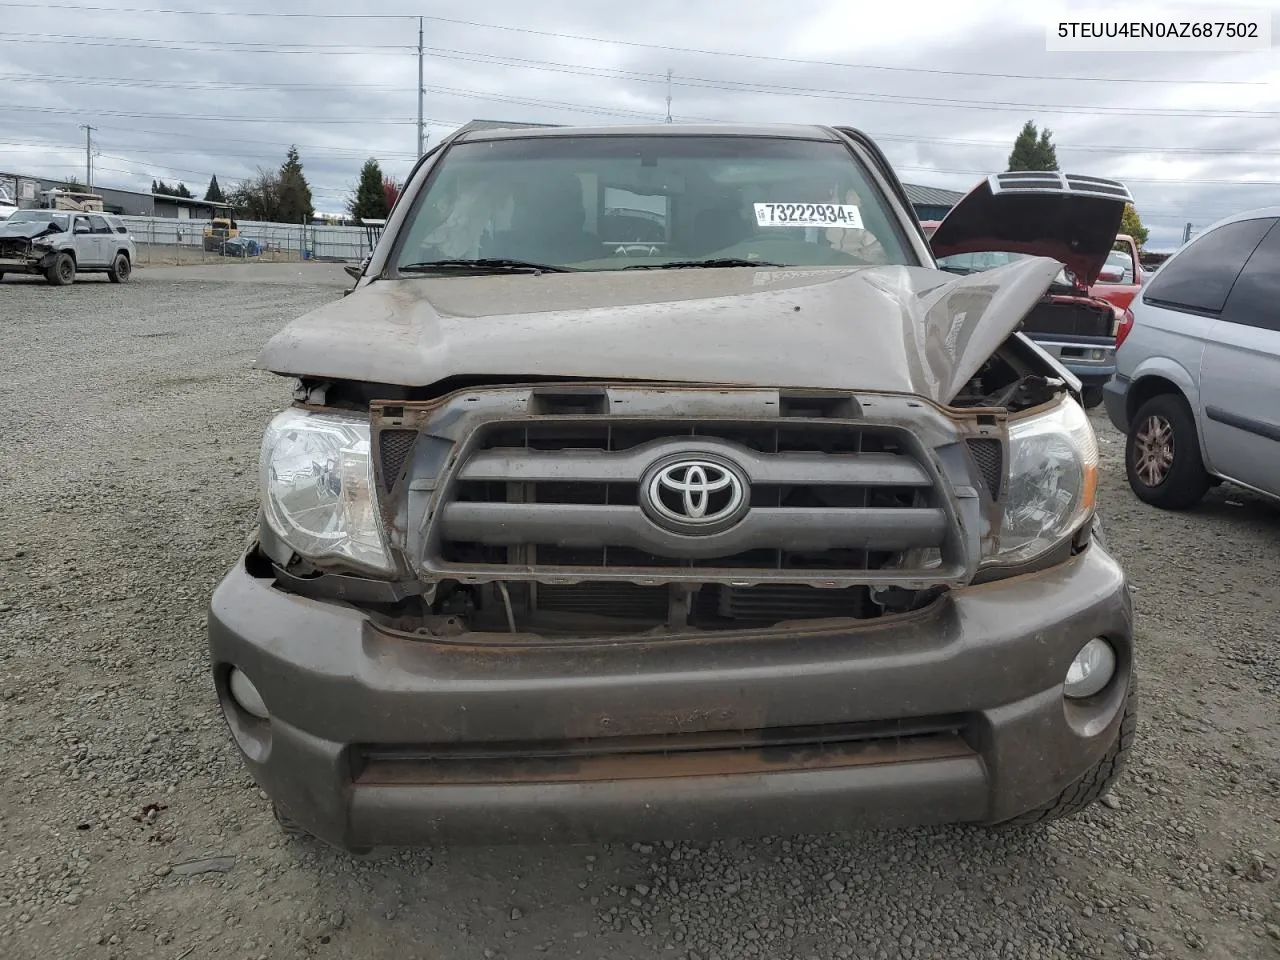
[1105,208,1280,509]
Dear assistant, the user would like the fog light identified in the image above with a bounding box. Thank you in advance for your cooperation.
[1064,638,1116,699]
[228,668,269,720]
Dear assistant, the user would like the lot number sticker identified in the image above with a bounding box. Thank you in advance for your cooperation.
[754,203,864,228]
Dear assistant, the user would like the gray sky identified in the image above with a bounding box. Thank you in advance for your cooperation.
[2,0,1278,249]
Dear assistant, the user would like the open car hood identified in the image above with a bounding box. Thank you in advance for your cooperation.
[257,258,1066,405]
[928,171,1133,287]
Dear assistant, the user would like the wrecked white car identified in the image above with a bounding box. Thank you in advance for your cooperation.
[0,210,135,285]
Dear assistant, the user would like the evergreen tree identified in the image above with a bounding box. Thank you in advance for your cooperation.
[1007,121,1060,172]
[204,175,225,203]
[277,145,314,223]
[350,158,388,220]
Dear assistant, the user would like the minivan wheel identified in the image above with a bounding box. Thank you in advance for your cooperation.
[107,253,131,283]
[996,676,1136,827]
[1080,386,1104,409]
[46,253,75,286]
[1125,394,1211,510]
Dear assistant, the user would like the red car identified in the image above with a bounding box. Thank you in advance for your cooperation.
[1088,233,1142,311]
[919,175,1134,409]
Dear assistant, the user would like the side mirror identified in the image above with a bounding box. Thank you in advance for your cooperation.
[1098,266,1124,283]
[74,222,90,234]
[343,263,363,280]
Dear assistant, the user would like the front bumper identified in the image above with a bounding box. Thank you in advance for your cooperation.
[1030,336,1116,387]
[209,539,1133,849]
[0,254,43,273]
[1104,375,1130,433]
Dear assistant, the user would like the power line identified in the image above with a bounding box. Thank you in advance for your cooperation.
[0,104,417,124]
[0,32,410,53]
[6,72,1280,160]
[6,32,1271,121]
[0,4,1261,85]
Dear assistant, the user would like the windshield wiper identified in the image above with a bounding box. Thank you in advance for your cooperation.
[398,258,576,275]
[621,258,785,270]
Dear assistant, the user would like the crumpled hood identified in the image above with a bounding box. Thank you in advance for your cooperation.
[0,220,61,240]
[257,260,1064,404]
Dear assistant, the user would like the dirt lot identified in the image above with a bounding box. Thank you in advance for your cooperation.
[1,267,1277,960]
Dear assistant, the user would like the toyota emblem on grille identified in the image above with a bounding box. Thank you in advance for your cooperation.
[640,455,750,534]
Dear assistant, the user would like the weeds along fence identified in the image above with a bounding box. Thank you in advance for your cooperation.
[119,216,375,265]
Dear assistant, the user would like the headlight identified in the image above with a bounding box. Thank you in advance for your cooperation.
[996,397,1098,564]
[259,408,394,575]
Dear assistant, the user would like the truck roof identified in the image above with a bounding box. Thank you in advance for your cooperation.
[453,122,843,144]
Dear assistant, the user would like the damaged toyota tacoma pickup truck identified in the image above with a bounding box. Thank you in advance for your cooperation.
[209,122,1135,852]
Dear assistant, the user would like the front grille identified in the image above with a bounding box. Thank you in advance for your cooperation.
[1023,302,1112,338]
[425,419,955,583]
[530,581,872,623]
[0,238,31,258]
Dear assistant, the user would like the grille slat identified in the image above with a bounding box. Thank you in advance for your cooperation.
[440,503,947,557]
[459,448,930,488]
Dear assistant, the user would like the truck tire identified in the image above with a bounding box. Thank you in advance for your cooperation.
[107,252,132,283]
[1080,386,1104,409]
[996,676,1136,827]
[1125,393,1211,510]
[46,253,75,286]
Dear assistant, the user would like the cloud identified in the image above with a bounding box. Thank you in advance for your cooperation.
[1,0,1277,246]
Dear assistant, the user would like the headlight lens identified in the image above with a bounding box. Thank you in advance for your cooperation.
[259,408,394,575]
[997,397,1098,564]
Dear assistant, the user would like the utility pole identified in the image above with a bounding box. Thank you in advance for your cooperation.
[81,123,97,189]
[664,69,673,123]
[417,17,424,157]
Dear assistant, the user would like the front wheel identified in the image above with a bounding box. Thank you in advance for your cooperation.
[1125,393,1211,510]
[1080,385,1104,409]
[45,253,75,286]
[107,253,132,283]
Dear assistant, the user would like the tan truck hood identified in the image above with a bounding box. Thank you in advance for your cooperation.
[257,259,1063,404]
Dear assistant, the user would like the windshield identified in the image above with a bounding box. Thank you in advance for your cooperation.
[934,250,1029,275]
[1099,246,1135,283]
[3,211,69,230]
[393,135,915,274]
[936,248,1076,286]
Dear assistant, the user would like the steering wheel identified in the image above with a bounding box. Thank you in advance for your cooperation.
[611,243,664,257]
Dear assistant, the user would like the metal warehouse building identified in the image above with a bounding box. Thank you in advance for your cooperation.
[0,171,232,219]
[902,183,964,222]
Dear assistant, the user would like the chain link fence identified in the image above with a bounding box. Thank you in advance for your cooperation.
[120,216,375,266]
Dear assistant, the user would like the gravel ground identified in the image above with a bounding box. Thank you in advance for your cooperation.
[1,268,1278,960]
